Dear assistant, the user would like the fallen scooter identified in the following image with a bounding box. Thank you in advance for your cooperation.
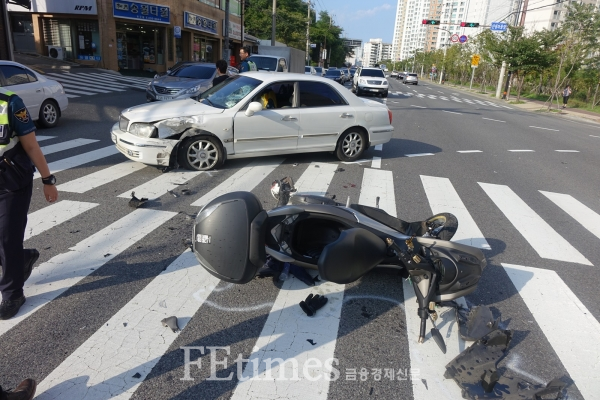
[192,180,486,352]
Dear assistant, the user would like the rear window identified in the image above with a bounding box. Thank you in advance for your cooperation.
[247,56,278,71]
[305,66,311,72]
[325,70,341,76]
[408,73,418,77]
[360,69,385,78]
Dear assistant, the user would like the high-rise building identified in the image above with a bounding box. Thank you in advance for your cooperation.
[521,0,598,32]
[363,38,393,67]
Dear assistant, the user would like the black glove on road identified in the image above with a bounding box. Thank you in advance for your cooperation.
[299,294,328,316]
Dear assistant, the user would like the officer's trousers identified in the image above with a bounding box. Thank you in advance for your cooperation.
[0,182,32,301]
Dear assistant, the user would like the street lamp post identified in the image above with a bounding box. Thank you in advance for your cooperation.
[436,27,453,84]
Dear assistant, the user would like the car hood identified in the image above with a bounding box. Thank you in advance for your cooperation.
[152,75,212,88]
[122,98,224,122]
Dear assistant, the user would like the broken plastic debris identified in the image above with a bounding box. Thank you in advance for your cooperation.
[299,294,328,317]
[181,189,192,195]
[161,316,180,332]
[103,253,111,258]
[132,373,142,379]
[123,322,128,327]
[183,238,192,248]
[335,167,345,173]
[292,163,299,166]
[315,165,320,168]
[461,305,500,341]
[168,189,179,198]
[307,339,316,346]
[129,191,148,209]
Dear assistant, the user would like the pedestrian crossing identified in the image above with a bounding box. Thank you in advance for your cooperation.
[45,71,150,98]
[386,90,512,109]
[2,135,600,399]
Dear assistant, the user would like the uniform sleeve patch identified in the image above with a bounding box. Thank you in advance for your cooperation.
[14,107,30,124]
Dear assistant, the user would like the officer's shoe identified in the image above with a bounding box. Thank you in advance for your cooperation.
[0,379,37,400]
[23,249,39,282]
[0,296,26,320]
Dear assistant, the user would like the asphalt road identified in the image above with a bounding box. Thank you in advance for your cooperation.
[0,70,598,400]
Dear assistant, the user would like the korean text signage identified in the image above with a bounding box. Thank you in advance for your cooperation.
[223,21,242,41]
[79,55,101,61]
[490,22,508,32]
[113,0,170,24]
[8,0,96,14]
[185,12,218,35]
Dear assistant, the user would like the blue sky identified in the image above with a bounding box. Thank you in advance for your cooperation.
[311,0,396,44]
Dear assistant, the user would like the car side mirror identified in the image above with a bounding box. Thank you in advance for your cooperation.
[245,101,263,117]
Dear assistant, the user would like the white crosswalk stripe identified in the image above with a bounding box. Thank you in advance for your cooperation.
[45,72,148,97]
[3,135,597,399]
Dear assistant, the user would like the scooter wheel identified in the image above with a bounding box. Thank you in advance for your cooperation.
[425,213,458,241]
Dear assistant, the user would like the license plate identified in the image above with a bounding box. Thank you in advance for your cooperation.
[369,88,379,92]
[157,95,172,101]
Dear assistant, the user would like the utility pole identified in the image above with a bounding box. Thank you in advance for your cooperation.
[0,0,14,61]
[495,61,506,99]
[271,0,276,46]
[305,1,311,66]
[224,0,230,64]
[322,15,332,68]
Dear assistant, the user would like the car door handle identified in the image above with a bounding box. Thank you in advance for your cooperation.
[281,116,297,121]
[340,113,354,118]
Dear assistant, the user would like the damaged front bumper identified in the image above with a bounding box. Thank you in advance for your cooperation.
[111,123,176,167]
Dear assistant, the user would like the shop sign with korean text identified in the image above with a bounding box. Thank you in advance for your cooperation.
[223,20,242,41]
[8,0,96,14]
[113,0,170,24]
[184,11,218,35]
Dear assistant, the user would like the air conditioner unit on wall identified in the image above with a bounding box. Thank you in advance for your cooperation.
[47,46,65,60]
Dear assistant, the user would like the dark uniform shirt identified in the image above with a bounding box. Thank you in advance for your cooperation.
[212,74,229,86]
[2,93,36,140]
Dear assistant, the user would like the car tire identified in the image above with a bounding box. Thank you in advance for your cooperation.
[382,91,388,98]
[336,129,367,162]
[38,100,59,128]
[179,136,223,171]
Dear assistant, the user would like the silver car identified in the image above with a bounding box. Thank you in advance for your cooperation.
[146,62,237,102]
[403,73,418,85]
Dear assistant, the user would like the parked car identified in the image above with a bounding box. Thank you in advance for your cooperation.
[111,73,394,171]
[324,69,344,84]
[390,71,398,78]
[352,67,389,97]
[0,60,68,128]
[341,68,351,84]
[403,73,418,85]
[397,71,407,80]
[305,66,316,75]
[314,67,324,76]
[146,62,237,102]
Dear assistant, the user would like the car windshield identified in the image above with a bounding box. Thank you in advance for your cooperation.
[169,64,215,79]
[350,69,356,73]
[247,56,277,71]
[315,67,323,73]
[360,69,385,77]
[199,75,262,109]
[325,70,341,76]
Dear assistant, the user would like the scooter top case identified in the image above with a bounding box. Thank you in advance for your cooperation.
[192,191,267,284]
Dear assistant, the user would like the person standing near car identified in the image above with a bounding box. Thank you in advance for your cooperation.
[562,85,572,109]
[0,87,58,321]
[212,60,229,86]
[238,46,257,73]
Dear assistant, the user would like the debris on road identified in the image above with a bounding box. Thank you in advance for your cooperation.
[129,191,148,208]
[161,316,180,332]
[299,293,328,316]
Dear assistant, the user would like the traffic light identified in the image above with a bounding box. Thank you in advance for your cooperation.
[422,19,441,25]
[460,22,480,28]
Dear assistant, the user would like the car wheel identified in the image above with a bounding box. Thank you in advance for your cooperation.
[382,91,388,98]
[179,136,223,171]
[38,100,59,128]
[336,129,367,162]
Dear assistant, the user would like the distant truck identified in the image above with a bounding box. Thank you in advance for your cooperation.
[247,46,306,73]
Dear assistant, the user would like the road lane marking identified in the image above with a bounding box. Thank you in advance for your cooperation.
[40,138,98,155]
[482,117,506,123]
[35,135,56,142]
[34,146,120,179]
[360,168,396,216]
[55,72,148,88]
[231,163,344,400]
[540,191,600,241]
[443,110,462,115]
[65,94,80,98]
[58,82,115,93]
[421,175,490,249]
[36,250,220,400]
[508,150,535,152]
[555,150,580,152]
[371,156,381,168]
[410,105,426,108]
[503,264,600,400]
[405,153,434,157]
[0,208,177,337]
[590,135,600,138]
[374,144,383,151]
[479,183,591,265]
[47,73,129,91]
[25,200,98,241]
[438,91,444,94]
[501,105,513,109]
[457,150,482,153]
[58,161,147,193]
[530,126,559,132]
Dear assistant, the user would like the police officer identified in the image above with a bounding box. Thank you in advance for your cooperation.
[238,46,257,73]
[0,87,57,321]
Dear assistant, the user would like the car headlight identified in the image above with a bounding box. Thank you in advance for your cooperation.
[183,84,204,94]
[129,123,158,138]
[359,79,367,84]
[383,81,388,85]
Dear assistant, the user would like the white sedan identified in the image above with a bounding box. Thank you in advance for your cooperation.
[0,60,68,128]
[111,72,394,171]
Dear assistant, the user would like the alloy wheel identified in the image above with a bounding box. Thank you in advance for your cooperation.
[342,132,363,158]
[186,139,219,170]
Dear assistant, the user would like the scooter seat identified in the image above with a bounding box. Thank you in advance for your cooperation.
[318,228,387,284]
[350,204,412,234]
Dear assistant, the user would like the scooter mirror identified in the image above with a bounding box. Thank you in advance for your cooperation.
[245,101,263,117]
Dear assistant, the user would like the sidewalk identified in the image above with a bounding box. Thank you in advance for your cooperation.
[14,52,120,75]
[425,79,600,125]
